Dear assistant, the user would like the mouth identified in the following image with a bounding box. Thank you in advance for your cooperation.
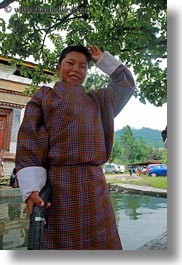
[68,75,81,81]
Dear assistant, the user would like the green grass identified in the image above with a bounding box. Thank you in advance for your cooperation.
[107,175,167,190]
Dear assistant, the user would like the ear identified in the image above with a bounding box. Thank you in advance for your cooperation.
[56,64,61,73]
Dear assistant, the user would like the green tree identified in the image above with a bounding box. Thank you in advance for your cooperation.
[148,146,167,162]
[0,0,167,106]
[160,148,167,164]
[84,71,111,91]
[135,137,150,162]
[109,139,122,163]
[120,125,152,163]
[120,125,137,163]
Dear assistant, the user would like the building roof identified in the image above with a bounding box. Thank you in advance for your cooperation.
[128,160,163,166]
[0,55,54,76]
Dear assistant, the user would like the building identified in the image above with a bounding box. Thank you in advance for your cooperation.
[0,55,56,176]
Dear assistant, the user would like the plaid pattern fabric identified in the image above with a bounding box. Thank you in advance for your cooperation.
[43,165,122,249]
[15,64,135,249]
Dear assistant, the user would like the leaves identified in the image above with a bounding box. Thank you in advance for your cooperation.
[118,125,166,164]
[0,0,167,106]
[85,70,111,91]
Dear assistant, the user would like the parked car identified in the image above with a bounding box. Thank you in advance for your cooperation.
[141,166,147,175]
[103,163,125,174]
[102,166,105,174]
[115,165,125,173]
[103,163,116,173]
[145,164,159,175]
[112,164,121,174]
[147,164,167,177]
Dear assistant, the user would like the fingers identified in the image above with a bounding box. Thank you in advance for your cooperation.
[26,191,51,215]
[88,45,99,53]
[46,202,51,209]
[30,191,44,207]
[88,45,103,63]
[26,191,44,215]
[27,199,34,215]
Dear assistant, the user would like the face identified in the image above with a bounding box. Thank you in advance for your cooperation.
[56,51,88,86]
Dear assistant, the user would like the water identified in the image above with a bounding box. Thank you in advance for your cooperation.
[110,193,167,250]
[0,193,167,250]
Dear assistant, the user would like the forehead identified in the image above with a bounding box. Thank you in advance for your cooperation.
[64,51,88,63]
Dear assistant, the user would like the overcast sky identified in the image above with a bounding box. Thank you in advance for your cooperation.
[114,96,167,131]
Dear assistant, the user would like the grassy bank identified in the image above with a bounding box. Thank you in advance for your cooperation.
[107,175,167,190]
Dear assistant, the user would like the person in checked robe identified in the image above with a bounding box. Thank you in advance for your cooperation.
[15,45,135,249]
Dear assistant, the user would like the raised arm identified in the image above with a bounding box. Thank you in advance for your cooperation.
[89,45,135,117]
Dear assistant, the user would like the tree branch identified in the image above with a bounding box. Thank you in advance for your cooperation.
[120,39,167,55]
[34,2,89,57]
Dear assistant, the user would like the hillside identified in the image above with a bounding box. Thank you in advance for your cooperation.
[115,127,164,148]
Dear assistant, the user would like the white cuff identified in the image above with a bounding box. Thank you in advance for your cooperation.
[96,51,122,76]
[17,166,47,202]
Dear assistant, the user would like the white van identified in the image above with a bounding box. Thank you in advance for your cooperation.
[103,163,116,173]
[103,163,125,174]
[116,165,125,173]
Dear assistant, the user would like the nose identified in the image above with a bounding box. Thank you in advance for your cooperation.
[72,64,80,72]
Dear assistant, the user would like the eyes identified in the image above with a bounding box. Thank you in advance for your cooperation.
[66,61,87,70]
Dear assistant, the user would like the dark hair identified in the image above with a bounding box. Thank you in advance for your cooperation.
[161,126,167,142]
[58,45,91,65]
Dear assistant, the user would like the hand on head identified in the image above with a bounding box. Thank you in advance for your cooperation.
[88,45,103,63]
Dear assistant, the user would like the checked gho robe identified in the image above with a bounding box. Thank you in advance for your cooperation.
[16,51,135,250]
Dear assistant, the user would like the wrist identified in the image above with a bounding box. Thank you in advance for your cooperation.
[92,53,104,63]
[96,51,122,76]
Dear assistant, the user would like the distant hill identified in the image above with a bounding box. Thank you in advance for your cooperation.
[115,127,164,148]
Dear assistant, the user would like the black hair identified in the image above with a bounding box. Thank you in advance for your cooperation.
[161,126,167,142]
[58,45,91,65]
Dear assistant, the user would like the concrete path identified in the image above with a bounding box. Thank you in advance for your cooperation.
[108,183,167,197]
[138,231,167,250]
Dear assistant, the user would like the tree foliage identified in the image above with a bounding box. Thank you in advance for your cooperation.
[119,125,166,164]
[0,0,167,106]
[109,139,122,163]
[120,125,141,163]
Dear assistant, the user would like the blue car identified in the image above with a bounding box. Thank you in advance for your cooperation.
[147,164,167,177]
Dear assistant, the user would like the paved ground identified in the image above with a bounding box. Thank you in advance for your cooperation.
[137,231,167,250]
[106,173,167,197]
[106,172,141,180]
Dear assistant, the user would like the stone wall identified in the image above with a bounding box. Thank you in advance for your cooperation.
[3,160,15,177]
[10,108,22,154]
